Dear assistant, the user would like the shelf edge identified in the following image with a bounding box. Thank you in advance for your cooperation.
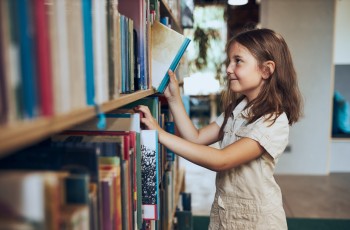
[0,89,155,157]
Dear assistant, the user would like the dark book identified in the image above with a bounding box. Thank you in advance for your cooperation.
[175,210,193,230]
[64,173,90,204]
[17,0,39,119]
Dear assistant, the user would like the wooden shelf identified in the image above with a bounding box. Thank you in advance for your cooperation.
[332,137,350,142]
[0,89,155,157]
[168,167,185,230]
[160,0,183,34]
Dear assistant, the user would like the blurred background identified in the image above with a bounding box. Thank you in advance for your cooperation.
[178,0,350,222]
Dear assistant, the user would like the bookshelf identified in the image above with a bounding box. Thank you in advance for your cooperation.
[160,0,183,33]
[0,89,155,157]
[0,0,187,229]
[170,168,185,230]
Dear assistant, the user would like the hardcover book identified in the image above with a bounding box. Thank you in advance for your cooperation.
[151,21,190,93]
[140,129,159,220]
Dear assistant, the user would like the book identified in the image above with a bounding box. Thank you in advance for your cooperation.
[70,112,143,228]
[47,0,71,114]
[60,205,90,230]
[165,122,175,161]
[151,21,190,93]
[100,169,115,230]
[106,0,116,100]
[81,0,95,106]
[53,132,134,230]
[64,173,90,204]
[113,8,122,96]
[119,0,146,91]
[92,0,109,103]
[1,0,22,123]
[0,171,64,230]
[140,129,159,220]
[99,157,122,230]
[66,0,86,110]
[17,0,39,119]
[0,5,7,124]
[33,0,53,117]
[175,210,193,230]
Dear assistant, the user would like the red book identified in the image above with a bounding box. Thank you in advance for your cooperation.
[33,0,53,116]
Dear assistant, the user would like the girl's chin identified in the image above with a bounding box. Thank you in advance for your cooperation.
[229,85,240,93]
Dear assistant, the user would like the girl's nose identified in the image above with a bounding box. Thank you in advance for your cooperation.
[226,63,234,75]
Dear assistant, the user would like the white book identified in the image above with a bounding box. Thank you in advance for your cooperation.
[140,130,159,220]
[66,0,86,110]
[0,172,45,223]
[151,21,190,93]
[48,0,71,114]
[93,0,109,104]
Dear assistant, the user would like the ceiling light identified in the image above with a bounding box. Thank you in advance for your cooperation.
[228,0,248,5]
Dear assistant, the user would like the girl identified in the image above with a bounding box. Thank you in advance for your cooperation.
[136,28,302,229]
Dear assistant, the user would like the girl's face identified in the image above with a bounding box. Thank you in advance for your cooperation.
[226,42,265,102]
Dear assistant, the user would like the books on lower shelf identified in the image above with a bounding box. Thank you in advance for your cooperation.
[0,95,182,229]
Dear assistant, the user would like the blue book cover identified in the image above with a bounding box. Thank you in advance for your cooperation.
[82,0,95,106]
[151,21,190,93]
[17,0,38,118]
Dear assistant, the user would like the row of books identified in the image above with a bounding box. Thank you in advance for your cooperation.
[0,0,190,126]
[0,96,180,230]
[0,0,112,122]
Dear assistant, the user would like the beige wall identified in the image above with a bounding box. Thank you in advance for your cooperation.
[260,0,335,174]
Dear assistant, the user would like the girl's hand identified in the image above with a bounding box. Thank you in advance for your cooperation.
[164,70,181,104]
[134,105,162,132]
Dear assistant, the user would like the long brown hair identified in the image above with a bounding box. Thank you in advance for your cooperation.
[219,28,303,139]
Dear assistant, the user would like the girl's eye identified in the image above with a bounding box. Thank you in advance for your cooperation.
[235,59,242,64]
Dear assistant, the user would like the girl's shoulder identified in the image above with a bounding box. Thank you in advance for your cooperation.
[238,112,289,159]
[246,112,289,137]
[241,112,288,131]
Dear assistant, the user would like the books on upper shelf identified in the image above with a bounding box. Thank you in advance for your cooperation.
[151,21,190,93]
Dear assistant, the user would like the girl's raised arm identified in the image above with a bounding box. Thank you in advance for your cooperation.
[164,70,220,145]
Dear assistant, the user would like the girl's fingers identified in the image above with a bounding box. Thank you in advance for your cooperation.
[134,105,152,119]
[168,70,177,83]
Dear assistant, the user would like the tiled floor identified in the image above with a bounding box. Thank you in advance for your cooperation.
[181,158,350,219]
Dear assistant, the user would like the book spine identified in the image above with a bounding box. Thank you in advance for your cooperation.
[82,0,95,106]
[66,0,86,110]
[17,0,38,119]
[33,0,53,117]
[93,0,109,104]
[158,38,191,93]
[0,1,8,124]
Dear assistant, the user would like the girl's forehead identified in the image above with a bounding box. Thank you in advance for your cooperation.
[229,42,251,55]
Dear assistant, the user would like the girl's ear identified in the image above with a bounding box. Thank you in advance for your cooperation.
[262,61,275,79]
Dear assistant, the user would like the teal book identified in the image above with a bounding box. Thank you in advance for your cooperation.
[17,0,38,119]
[151,21,190,93]
[81,0,95,106]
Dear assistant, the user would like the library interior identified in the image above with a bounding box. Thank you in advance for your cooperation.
[0,0,350,229]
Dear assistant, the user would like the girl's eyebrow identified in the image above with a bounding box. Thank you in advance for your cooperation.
[233,55,242,59]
